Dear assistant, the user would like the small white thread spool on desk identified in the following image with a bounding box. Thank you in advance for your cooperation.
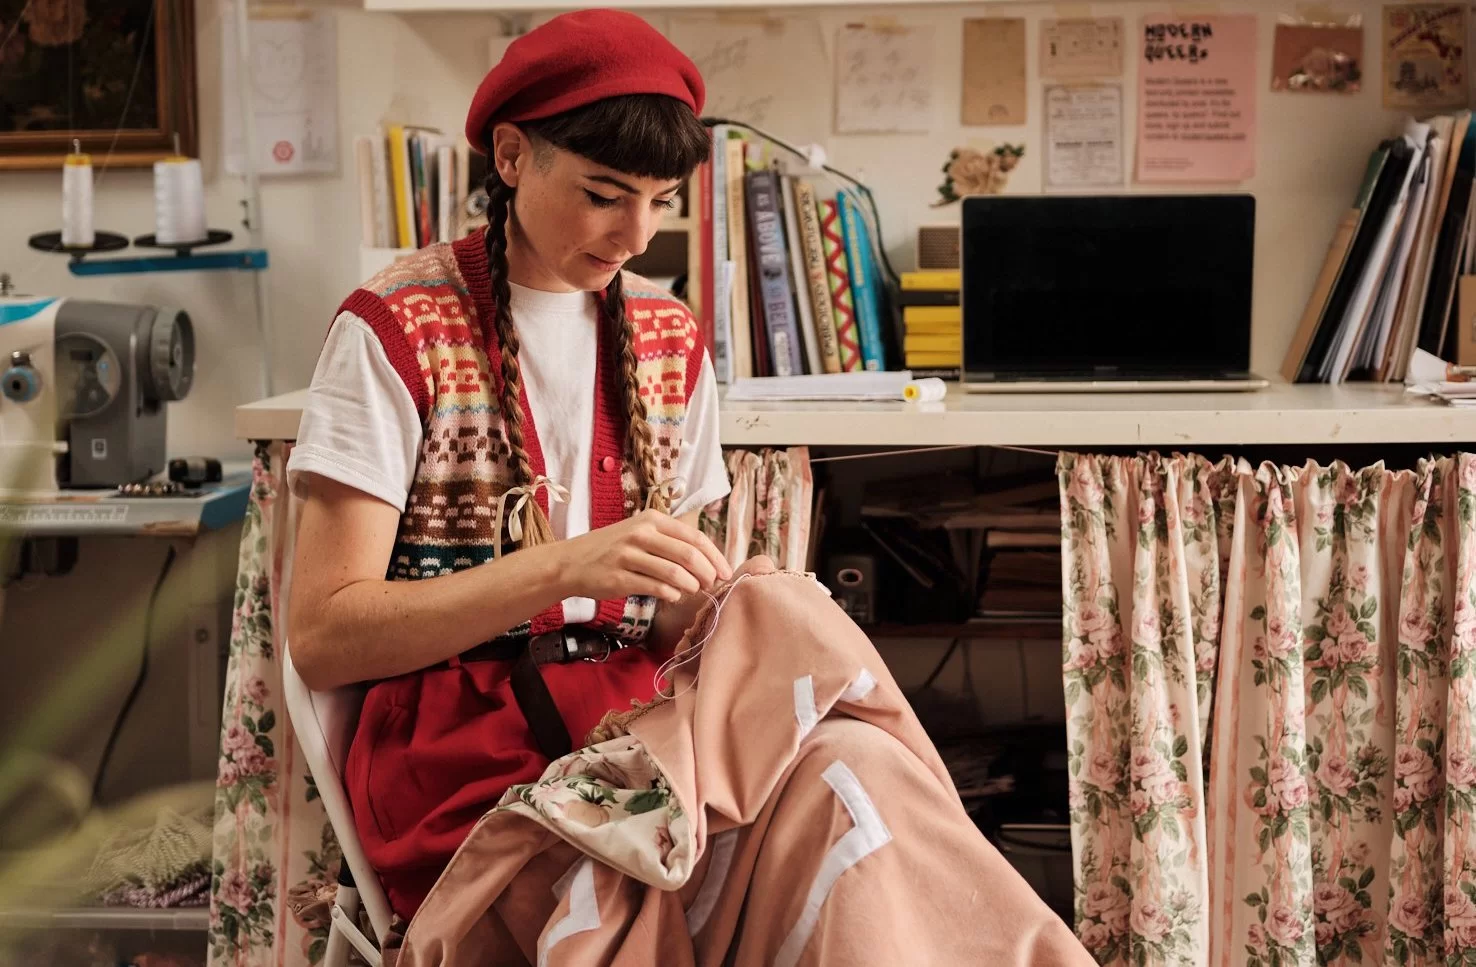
[153,155,208,245]
[903,376,947,403]
[61,141,94,248]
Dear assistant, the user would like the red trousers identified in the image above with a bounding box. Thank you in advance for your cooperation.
[344,647,664,921]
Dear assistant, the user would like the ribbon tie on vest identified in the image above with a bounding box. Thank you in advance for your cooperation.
[493,476,569,558]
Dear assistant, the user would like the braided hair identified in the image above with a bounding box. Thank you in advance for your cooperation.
[482,94,709,547]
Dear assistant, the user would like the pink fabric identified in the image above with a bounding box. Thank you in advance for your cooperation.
[393,562,1092,966]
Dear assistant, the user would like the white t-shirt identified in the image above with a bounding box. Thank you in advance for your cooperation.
[286,281,730,622]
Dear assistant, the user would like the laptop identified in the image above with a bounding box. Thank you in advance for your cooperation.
[961,194,1268,393]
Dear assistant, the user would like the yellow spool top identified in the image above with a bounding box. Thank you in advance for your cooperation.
[64,153,92,166]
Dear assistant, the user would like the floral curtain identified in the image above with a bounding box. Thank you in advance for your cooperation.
[1060,452,1476,967]
[699,446,814,572]
[209,444,340,967]
[206,444,811,966]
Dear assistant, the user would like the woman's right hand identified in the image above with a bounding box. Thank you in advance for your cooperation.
[555,509,733,604]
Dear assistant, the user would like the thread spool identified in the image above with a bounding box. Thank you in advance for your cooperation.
[153,156,208,245]
[61,141,94,248]
[903,377,947,403]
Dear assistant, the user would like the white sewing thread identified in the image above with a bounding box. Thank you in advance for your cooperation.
[773,761,893,967]
[651,572,756,699]
[539,858,600,967]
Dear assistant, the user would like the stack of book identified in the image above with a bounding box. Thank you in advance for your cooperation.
[1286,110,1476,383]
[354,125,483,251]
[900,270,962,379]
[700,125,894,383]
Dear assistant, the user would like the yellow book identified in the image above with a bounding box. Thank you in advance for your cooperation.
[903,305,962,324]
[905,351,963,367]
[901,269,962,291]
[904,321,962,336]
[904,334,963,353]
[387,125,414,249]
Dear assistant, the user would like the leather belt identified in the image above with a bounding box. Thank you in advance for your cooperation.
[450,628,626,763]
[456,628,621,666]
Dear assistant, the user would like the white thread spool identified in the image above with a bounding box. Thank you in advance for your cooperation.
[153,156,208,244]
[61,143,94,248]
[903,377,947,403]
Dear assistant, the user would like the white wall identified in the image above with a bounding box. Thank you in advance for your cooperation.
[0,1,1407,462]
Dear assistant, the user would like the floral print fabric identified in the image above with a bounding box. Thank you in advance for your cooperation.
[208,444,340,967]
[1061,453,1476,967]
[698,447,814,571]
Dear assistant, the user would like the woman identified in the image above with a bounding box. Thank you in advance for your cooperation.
[286,9,733,922]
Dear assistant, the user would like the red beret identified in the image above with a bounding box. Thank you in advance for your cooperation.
[465,9,705,154]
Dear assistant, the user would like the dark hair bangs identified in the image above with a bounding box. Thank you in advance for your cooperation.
[521,94,710,181]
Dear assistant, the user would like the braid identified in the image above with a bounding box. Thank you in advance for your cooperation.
[484,173,554,548]
[602,274,667,513]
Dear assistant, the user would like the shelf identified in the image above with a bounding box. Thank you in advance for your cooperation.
[0,906,209,932]
[65,249,269,277]
[238,382,1476,447]
[0,471,253,537]
[367,0,970,8]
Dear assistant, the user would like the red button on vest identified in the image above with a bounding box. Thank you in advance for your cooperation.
[600,455,617,472]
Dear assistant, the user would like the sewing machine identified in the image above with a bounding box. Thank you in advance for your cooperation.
[1,276,194,491]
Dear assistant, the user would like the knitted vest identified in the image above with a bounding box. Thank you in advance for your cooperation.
[339,231,706,641]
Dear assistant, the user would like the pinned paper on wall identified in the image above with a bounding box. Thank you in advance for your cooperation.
[669,16,831,134]
[962,19,1028,125]
[1135,15,1258,183]
[1045,85,1123,188]
[1041,18,1124,79]
[1382,4,1466,109]
[834,23,936,134]
[222,2,339,177]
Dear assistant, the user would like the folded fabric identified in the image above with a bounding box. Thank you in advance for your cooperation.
[392,560,1094,966]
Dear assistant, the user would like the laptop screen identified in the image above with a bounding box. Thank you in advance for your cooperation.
[961,194,1255,377]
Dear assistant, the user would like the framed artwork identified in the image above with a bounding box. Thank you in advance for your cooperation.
[0,0,197,171]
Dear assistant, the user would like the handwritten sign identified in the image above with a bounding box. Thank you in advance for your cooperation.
[835,24,936,134]
[668,16,829,133]
[1136,14,1258,183]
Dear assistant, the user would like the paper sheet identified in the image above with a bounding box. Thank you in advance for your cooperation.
[221,3,339,177]
[1045,85,1124,188]
[834,23,936,134]
[668,16,830,134]
[1135,15,1258,183]
[962,19,1028,125]
[1383,4,1467,109]
[1041,18,1124,79]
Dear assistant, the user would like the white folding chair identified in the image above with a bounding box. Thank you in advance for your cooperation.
[282,643,394,967]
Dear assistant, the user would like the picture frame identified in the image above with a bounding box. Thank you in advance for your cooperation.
[0,0,198,171]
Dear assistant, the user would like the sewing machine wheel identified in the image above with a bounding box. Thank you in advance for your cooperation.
[54,333,121,418]
[146,308,194,403]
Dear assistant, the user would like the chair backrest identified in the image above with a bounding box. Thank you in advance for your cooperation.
[281,642,395,940]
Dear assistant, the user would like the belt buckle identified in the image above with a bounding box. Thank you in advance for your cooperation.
[582,633,614,664]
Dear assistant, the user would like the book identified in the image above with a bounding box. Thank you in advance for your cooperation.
[903,305,962,325]
[793,179,843,374]
[723,136,753,381]
[746,168,804,378]
[905,333,963,353]
[779,173,823,375]
[709,126,732,383]
[838,190,886,371]
[902,269,962,290]
[817,199,864,372]
[387,124,415,249]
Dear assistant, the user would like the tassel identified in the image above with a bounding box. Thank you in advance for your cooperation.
[493,476,569,558]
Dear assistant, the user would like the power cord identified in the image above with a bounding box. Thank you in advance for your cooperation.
[92,544,177,807]
[700,116,903,291]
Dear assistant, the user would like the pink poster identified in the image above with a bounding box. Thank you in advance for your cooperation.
[1136,15,1258,182]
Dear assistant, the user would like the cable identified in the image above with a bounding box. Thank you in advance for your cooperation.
[700,116,902,290]
[92,544,176,806]
[916,636,963,692]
